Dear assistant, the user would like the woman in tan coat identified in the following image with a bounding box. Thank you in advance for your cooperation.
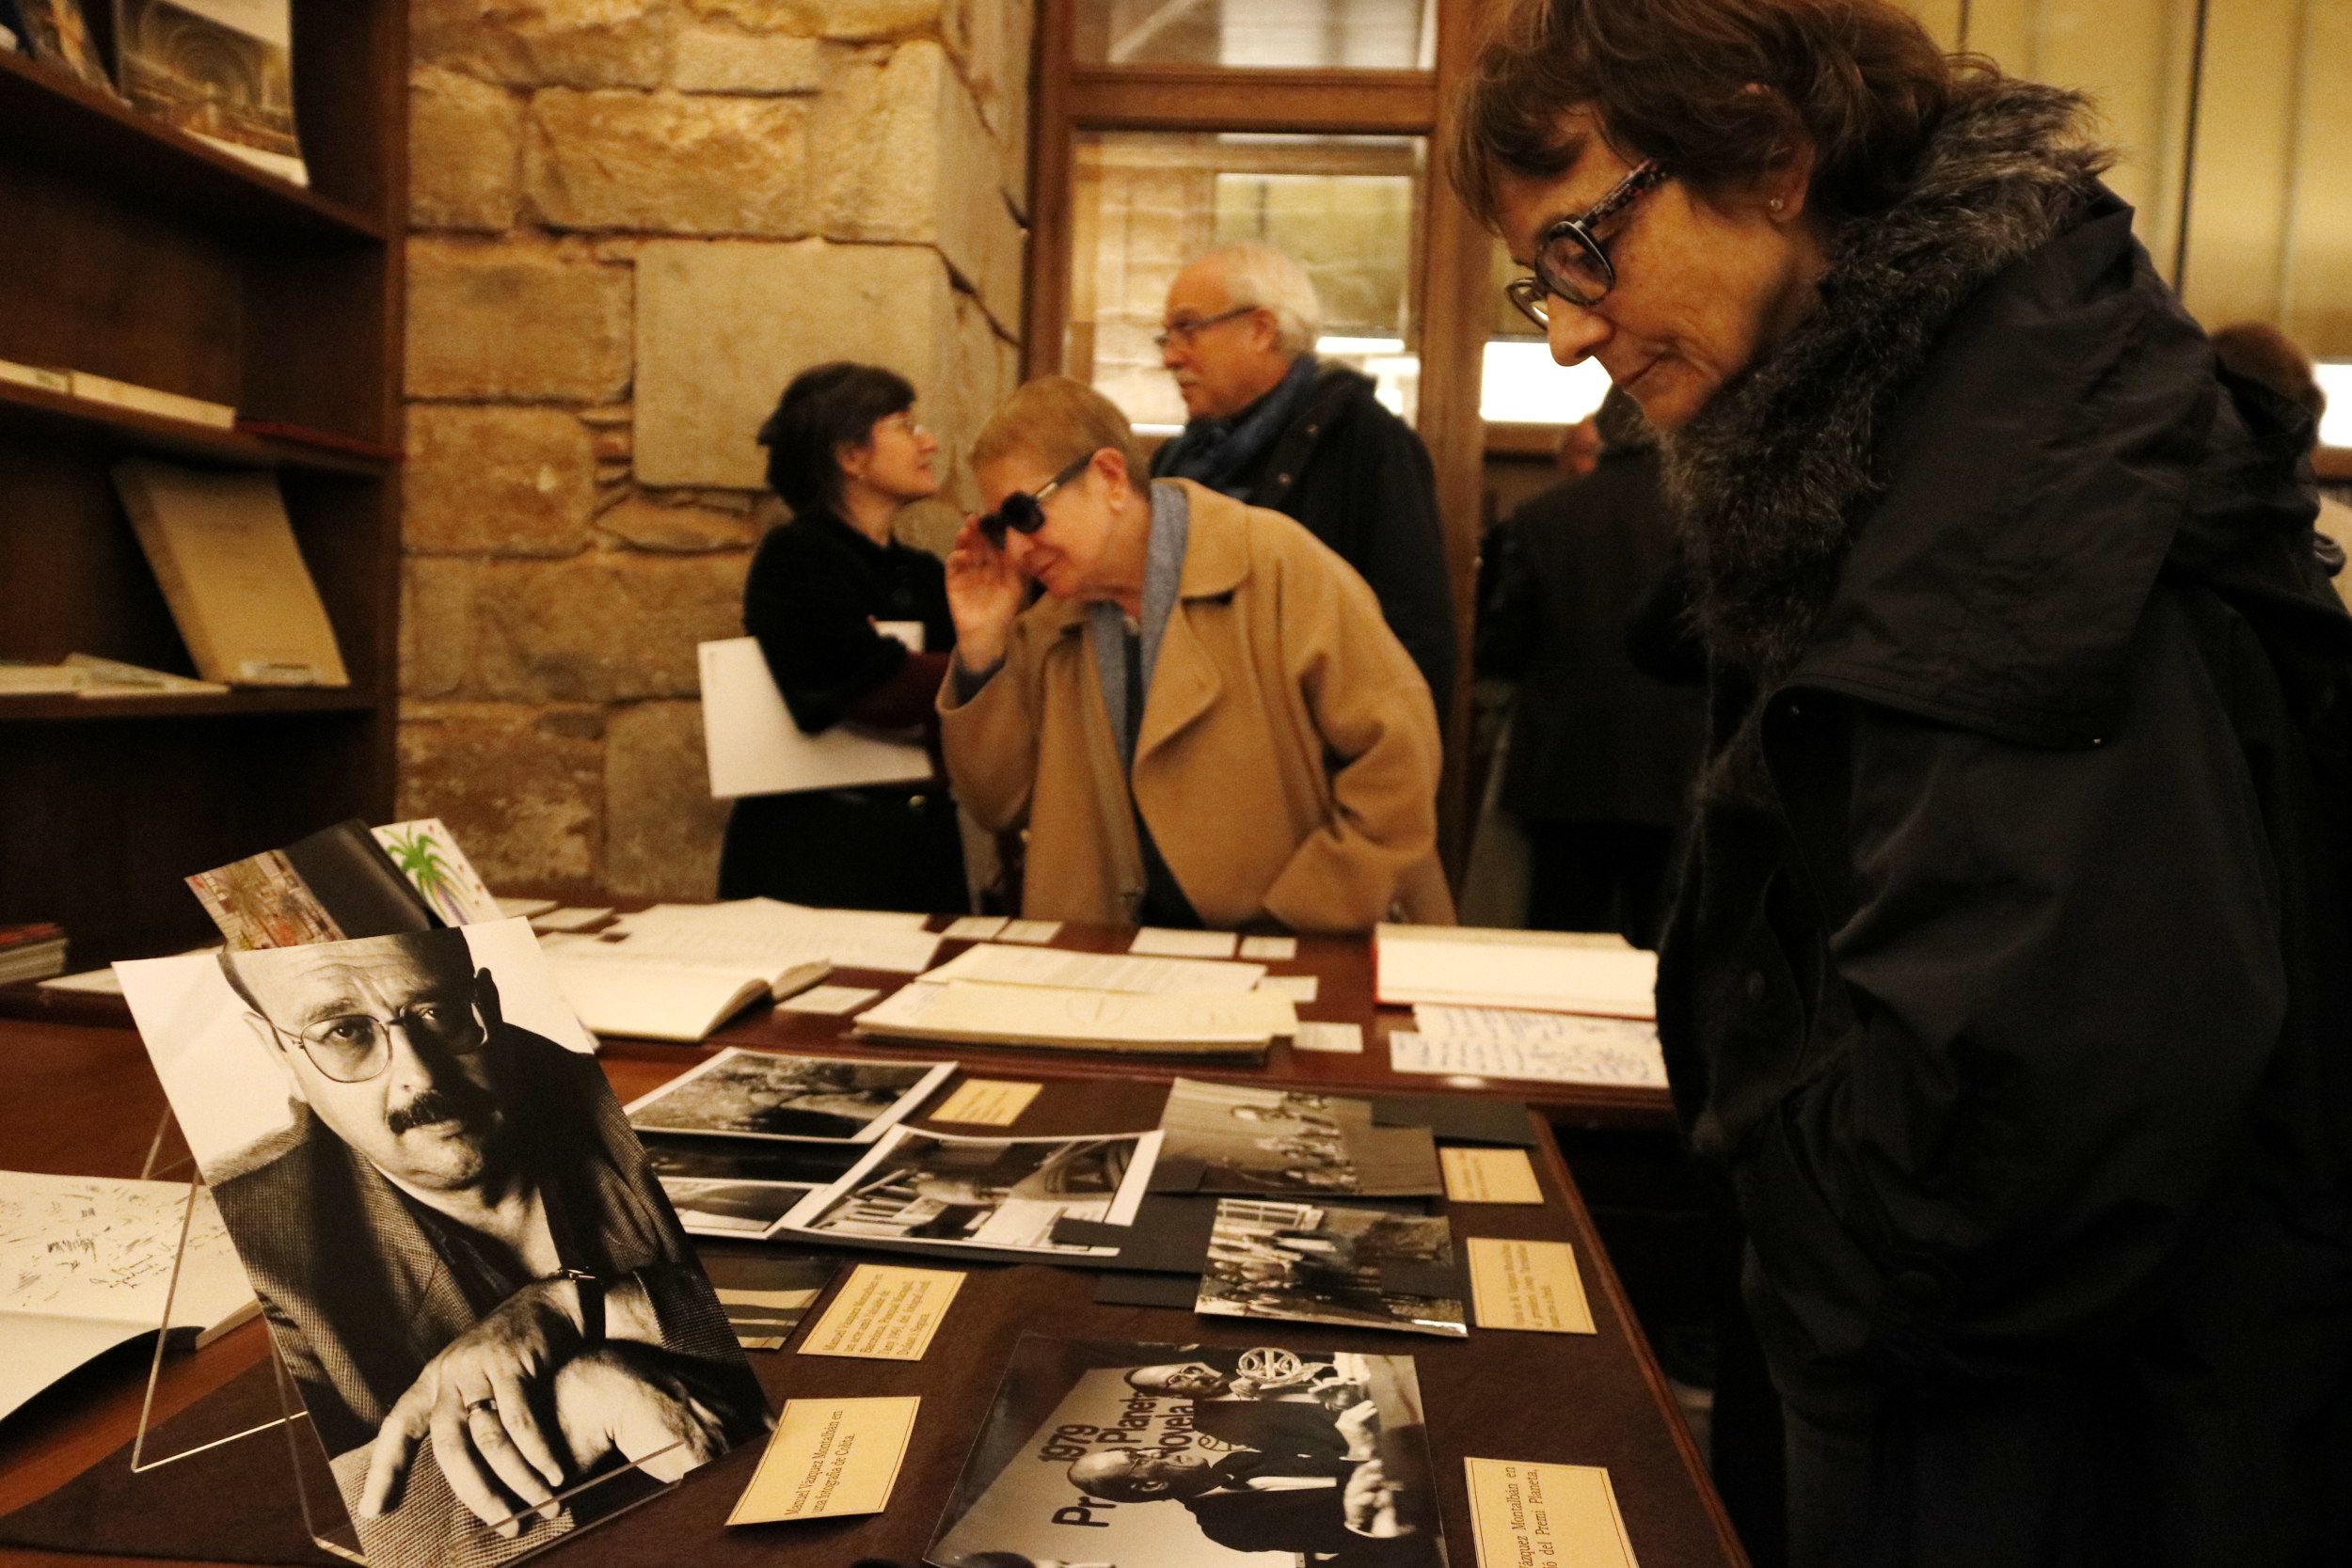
[939,377,1450,933]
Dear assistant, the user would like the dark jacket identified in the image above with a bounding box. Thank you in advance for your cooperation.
[1156,363,1457,721]
[1658,81,2352,1567]
[1478,446,1707,825]
[718,511,967,911]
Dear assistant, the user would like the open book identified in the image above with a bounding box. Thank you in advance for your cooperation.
[1,1172,260,1423]
[853,979,1294,1056]
[545,945,830,1044]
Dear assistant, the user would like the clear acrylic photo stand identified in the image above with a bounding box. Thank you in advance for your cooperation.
[128,1109,688,1566]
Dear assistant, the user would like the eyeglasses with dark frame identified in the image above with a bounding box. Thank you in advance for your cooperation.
[1152,305,1258,352]
[254,991,489,1084]
[977,451,1096,547]
[1504,161,1668,327]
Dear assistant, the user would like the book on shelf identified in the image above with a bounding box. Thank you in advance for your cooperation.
[13,0,113,95]
[0,922,69,984]
[1,1170,260,1425]
[187,818,437,950]
[111,457,349,688]
[0,654,230,699]
[112,0,306,186]
[67,371,234,429]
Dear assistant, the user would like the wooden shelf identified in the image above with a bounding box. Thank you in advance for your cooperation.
[0,49,384,245]
[0,688,379,722]
[0,381,389,477]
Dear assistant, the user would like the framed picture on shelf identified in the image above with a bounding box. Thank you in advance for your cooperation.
[112,0,307,184]
[17,0,115,91]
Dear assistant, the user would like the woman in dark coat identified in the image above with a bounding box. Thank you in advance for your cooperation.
[717,362,967,911]
[1453,3,2352,1564]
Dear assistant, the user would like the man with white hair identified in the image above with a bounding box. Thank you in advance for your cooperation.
[1152,243,1455,721]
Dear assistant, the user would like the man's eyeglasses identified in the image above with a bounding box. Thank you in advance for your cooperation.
[1504,161,1667,327]
[977,452,1094,547]
[1152,305,1257,352]
[260,997,487,1084]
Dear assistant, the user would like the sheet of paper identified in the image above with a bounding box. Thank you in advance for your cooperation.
[929,1079,1042,1126]
[944,915,1009,941]
[701,635,931,799]
[925,942,1264,994]
[597,904,942,975]
[1391,1012,1668,1089]
[492,895,559,919]
[857,979,1291,1052]
[994,920,1062,943]
[530,906,613,933]
[1464,1457,1640,1568]
[726,1395,921,1525]
[1467,1237,1596,1334]
[1375,923,1658,1019]
[1257,974,1318,1003]
[1130,927,1238,958]
[1238,934,1297,960]
[1292,1021,1363,1053]
[796,1264,964,1359]
[38,967,124,996]
[776,984,881,1015]
[0,1173,253,1327]
[1441,1147,1545,1205]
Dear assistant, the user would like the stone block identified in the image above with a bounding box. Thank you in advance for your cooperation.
[405,238,631,402]
[633,238,958,489]
[412,0,673,89]
[406,405,596,556]
[687,0,943,38]
[409,68,522,232]
[605,701,729,899]
[675,27,828,92]
[401,557,477,699]
[596,492,763,552]
[469,552,745,702]
[526,90,809,236]
[396,703,606,890]
[811,40,1025,335]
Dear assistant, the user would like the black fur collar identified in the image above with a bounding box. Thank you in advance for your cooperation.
[1662,77,2111,679]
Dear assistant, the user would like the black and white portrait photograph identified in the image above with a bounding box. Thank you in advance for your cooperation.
[781,1128,1161,1255]
[926,1337,1446,1567]
[1198,1199,1466,1338]
[118,923,771,1568]
[1157,1079,1441,1197]
[623,1045,951,1143]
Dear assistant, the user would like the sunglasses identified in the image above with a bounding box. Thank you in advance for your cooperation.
[977,452,1094,547]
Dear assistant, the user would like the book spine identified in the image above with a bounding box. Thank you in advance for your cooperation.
[70,371,236,430]
[110,463,228,684]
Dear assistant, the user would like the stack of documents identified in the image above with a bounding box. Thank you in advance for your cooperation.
[921,942,1265,994]
[1391,1006,1668,1088]
[853,980,1294,1056]
[1374,924,1657,1019]
[599,898,945,975]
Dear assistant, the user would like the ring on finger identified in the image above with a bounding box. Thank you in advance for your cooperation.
[463,1397,499,1416]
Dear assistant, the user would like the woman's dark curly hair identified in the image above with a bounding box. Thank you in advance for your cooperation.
[1451,0,1989,229]
[755,361,916,521]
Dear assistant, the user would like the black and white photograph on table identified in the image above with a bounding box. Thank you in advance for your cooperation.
[925,1336,1446,1567]
[622,1045,952,1143]
[1156,1078,1442,1197]
[1197,1198,1467,1338]
[658,1178,813,1240]
[779,1128,1162,1255]
[115,922,771,1568]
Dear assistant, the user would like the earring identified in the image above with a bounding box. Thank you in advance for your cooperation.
[1770,197,1785,213]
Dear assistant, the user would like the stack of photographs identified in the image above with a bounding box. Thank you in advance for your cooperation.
[1199,1198,1467,1338]
[624,1047,954,1241]
[926,1336,1447,1566]
[778,1129,1163,1257]
[1158,1078,1442,1196]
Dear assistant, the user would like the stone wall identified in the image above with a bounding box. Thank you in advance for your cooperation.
[396,0,1032,900]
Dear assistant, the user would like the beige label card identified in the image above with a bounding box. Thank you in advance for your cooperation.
[1463,1457,1639,1568]
[1442,1147,1546,1205]
[1467,1237,1597,1334]
[727,1396,920,1525]
[798,1264,964,1360]
[930,1078,1042,1127]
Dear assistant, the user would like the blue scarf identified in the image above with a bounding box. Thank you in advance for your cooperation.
[1154,354,1320,498]
[1090,482,1190,772]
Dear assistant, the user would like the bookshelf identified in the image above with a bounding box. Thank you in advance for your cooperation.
[0,2,407,964]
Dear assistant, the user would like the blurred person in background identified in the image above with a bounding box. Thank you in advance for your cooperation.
[717,362,968,912]
[2210,321,2350,608]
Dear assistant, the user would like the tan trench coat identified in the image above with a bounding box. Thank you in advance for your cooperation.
[939,480,1453,933]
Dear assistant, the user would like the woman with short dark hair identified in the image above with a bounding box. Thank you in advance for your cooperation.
[717,362,968,911]
[1454,2,2352,1564]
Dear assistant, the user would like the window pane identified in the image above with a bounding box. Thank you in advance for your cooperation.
[1071,131,1426,434]
[1074,0,1434,70]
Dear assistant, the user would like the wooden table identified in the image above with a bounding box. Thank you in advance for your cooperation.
[0,1015,1743,1568]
